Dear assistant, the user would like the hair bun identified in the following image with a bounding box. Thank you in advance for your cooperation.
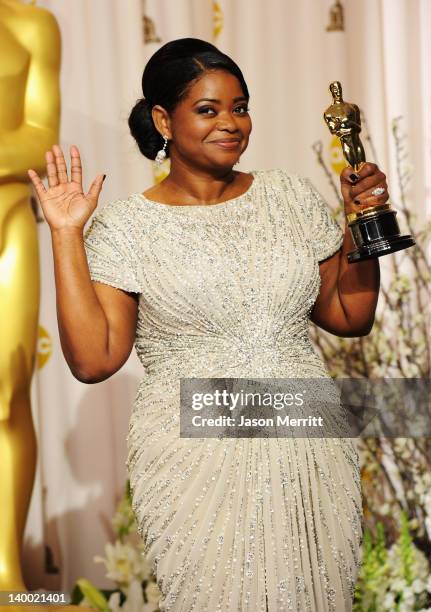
[128,97,163,160]
[137,97,151,115]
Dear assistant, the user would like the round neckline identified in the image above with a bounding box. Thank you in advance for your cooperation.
[136,170,257,210]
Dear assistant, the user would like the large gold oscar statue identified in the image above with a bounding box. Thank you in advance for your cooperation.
[0,0,60,595]
[0,5,95,609]
[0,0,90,612]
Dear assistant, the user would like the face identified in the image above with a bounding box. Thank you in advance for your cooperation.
[330,82,341,99]
[153,69,252,171]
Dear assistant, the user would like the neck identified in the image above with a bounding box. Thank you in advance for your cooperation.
[162,159,237,205]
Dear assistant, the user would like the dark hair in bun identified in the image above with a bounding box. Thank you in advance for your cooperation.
[128,38,249,160]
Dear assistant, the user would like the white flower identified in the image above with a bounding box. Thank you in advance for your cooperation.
[398,601,412,612]
[425,514,431,542]
[122,580,144,612]
[145,580,162,604]
[409,518,419,530]
[390,576,406,592]
[412,578,426,593]
[383,591,395,608]
[398,588,415,611]
[94,541,149,586]
[107,579,157,612]
[387,537,431,596]
[107,591,122,612]
[139,552,153,582]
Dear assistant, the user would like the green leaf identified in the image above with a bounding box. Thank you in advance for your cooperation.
[126,479,132,503]
[398,511,414,586]
[69,584,85,605]
[75,578,110,612]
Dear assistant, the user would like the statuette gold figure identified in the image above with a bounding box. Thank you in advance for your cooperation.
[0,0,60,592]
[323,81,365,172]
[323,80,415,262]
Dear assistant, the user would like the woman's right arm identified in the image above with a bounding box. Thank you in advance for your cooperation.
[51,226,138,383]
[29,145,138,383]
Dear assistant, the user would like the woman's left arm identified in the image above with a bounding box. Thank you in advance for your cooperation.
[310,162,388,337]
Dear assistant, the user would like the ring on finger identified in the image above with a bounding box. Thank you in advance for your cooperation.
[371,187,385,196]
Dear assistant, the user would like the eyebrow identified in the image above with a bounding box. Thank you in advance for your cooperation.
[192,96,248,106]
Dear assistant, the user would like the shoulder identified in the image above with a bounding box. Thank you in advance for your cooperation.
[254,168,313,194]
[254,169,331,223]
[3,1,58,28]
[96,193,143,217]
[85,193,148,236]
[3,2,60,59]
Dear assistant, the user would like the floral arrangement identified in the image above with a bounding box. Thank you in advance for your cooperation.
[71,481,161,611]
[312,116,431,611]
[354,515,431,611]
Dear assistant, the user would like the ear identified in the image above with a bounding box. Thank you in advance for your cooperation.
[151,105,172,140]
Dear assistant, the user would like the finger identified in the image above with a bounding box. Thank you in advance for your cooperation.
[351,172,387,198]
[341,163,381,187]
[353,162,378,180]
[340,166,362,185]
[45,150,59,188]
[70,145,83,185]
[86,174,106,202]
[354,185,389,207]
[28,169,47,201]
[52,144,69,183]
[353,180,388,201]
[355,193,390,208]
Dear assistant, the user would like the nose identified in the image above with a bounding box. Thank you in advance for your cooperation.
[215,110,240,132]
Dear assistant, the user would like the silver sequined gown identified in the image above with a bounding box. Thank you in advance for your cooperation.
[84,169,362,612]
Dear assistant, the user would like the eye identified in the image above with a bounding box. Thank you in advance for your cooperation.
[197,106,216,115]
[196,105,250,115]
[234,105,250,114]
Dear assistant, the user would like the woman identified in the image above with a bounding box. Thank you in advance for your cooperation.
[28,38,386,611]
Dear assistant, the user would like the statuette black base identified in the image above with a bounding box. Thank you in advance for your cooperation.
[347,208,415,263]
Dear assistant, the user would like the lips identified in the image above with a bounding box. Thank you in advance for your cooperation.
[210,138,241,143]
[209,139,241,149]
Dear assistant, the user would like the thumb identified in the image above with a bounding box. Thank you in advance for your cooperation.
[87,174,106,201]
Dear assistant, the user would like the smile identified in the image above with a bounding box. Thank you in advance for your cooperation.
[210,140,241,149]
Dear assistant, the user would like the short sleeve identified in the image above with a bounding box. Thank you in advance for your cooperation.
[83,198,141,294]
[298,176,344,262]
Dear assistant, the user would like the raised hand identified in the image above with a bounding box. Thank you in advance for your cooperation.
[339,162,389,217]
[27,144,105,231]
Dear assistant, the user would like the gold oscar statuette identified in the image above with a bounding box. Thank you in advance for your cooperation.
[0,3,87,610]
[0,2,94,609]
[323,81,415,263]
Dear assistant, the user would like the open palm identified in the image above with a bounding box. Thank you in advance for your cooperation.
[28,144,105,231]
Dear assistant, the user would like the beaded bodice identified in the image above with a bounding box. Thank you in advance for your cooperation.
[84,169,344,384]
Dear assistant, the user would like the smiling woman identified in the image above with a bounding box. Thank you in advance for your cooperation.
[151,69,251,181]
[28,37,385,612]
[128,39,253,206]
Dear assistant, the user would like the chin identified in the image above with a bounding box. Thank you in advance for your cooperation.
[214,161,239,172]
[210,153,240,167]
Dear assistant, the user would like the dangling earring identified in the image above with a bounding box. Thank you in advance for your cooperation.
[155,135,168,165]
